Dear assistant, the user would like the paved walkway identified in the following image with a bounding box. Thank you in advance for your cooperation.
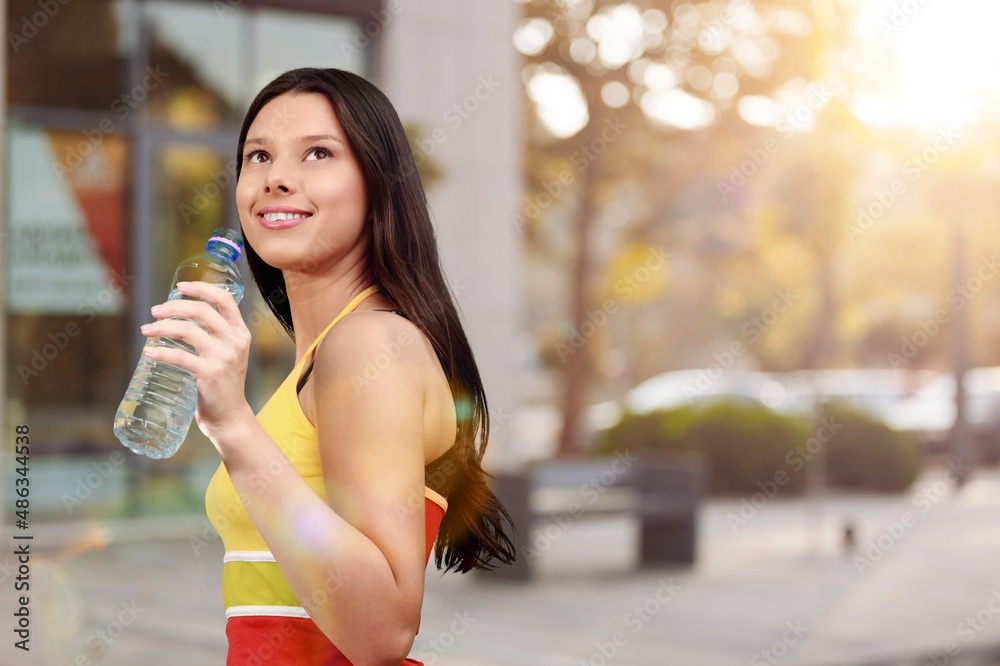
[4,466,1000,665]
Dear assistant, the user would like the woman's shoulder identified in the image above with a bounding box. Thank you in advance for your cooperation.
[306,307,458,482]
[313,308,438,375]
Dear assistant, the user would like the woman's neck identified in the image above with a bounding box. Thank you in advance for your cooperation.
[283,261,378,364]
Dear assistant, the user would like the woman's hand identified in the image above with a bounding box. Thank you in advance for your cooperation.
[140,280,254,450]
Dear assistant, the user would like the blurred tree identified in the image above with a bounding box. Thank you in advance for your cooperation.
[514,0,853,455]
[761,103,864,369]
[743,121,1000,373]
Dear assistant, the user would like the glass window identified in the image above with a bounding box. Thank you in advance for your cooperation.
[4,0,374,521]
[5,122,130,453]
[153,144,238,297]
[144,0,244,130]
[6,0,128,111]
[254,7,363,92]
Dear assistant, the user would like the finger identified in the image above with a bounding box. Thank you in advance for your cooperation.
[176,281,243,326]
[142,343,200,374]
[142,319,213,353]
[150,295,251,356]
[152,298,229,336]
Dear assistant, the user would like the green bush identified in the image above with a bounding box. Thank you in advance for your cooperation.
[822,403,922,492]
[593,407,694,453]
[595,400,922,495]
[596,401,807,496]
[683,402,808,495]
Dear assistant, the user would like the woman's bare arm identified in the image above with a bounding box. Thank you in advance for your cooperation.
[215,313,431,665]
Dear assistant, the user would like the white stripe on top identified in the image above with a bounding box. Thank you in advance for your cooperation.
[223,550,276,564]
[226,605,310,619]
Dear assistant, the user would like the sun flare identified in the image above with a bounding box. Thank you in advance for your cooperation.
[852,0,1000,129]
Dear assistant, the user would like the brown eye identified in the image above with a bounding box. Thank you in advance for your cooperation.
[306,147,332,160]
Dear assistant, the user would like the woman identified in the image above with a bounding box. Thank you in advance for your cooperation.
[139,67,516,664]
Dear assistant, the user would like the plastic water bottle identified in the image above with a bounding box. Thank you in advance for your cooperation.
[114,228,245,458]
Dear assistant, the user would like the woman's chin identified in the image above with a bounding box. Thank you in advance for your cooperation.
[259,249,336,275]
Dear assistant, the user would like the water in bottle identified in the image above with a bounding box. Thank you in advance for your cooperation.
[114,228,245,458]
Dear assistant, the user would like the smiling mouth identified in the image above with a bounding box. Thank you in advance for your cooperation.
[258,211,312,229]
[261,212,311,222]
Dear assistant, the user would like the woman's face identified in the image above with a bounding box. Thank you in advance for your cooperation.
[237,92,369,274]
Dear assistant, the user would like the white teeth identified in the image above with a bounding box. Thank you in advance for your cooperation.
[262,212,309,221]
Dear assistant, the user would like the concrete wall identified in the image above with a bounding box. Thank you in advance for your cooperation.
[380,1,525,471]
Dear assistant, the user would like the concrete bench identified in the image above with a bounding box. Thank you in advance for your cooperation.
[488,452,705,581]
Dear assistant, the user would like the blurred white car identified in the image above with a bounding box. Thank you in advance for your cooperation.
[904,367,1000,426]
[775,368,939,417]
[611,367,948,445]
[898,367,1000,459]
[623,369,784,414]
[525,367,981,460]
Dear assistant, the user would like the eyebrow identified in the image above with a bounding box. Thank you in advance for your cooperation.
[244,134,345,147]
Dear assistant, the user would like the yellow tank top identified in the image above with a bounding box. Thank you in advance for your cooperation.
[204,284,449,618]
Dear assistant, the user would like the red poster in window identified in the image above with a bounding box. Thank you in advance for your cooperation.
[45,131,127,279]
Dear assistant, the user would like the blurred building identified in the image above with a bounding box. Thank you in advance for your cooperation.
[1,0,523,519]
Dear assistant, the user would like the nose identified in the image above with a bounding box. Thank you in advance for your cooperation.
[263,158,294,194]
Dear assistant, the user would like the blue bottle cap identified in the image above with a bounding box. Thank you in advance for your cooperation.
[208,235,243,258]
[206,228,243,260]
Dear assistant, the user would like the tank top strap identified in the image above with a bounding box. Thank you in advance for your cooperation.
[295,284,381,370]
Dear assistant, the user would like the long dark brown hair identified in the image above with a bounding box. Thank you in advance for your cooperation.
[235,67,515,573]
